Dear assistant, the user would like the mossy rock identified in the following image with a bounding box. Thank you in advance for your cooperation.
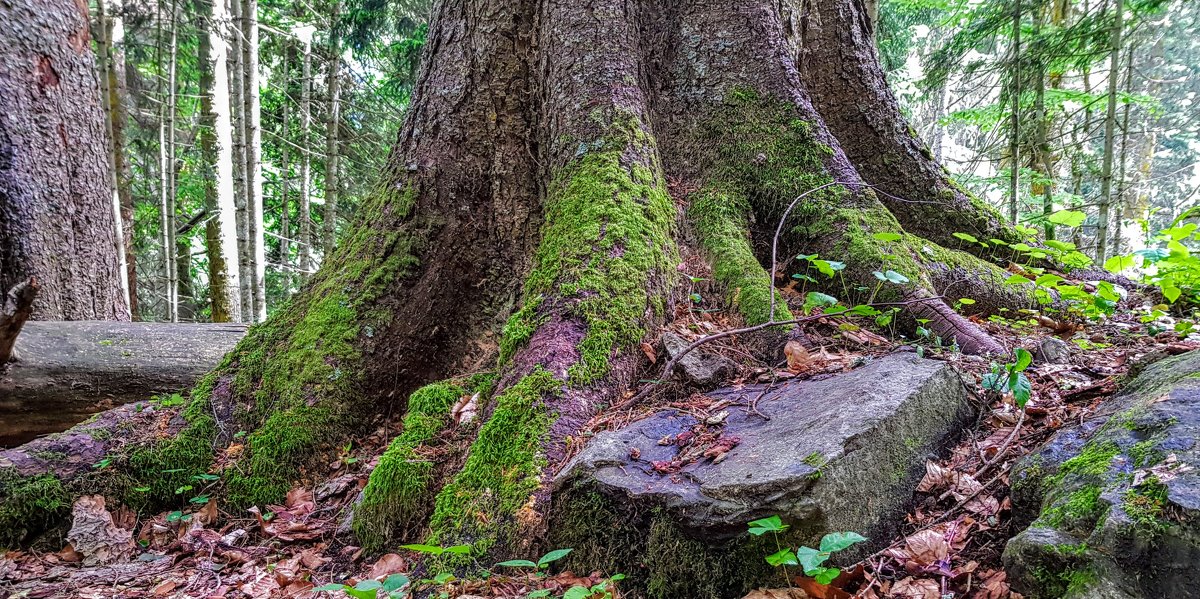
[548,353,974,598]
[1004,350,1200,599]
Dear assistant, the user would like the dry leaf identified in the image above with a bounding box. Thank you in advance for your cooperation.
[641,342,658,364]
[785,339,811,373]
[66,495,135,566]
[889,577,939,599]
[451,392,480,426]
[742,589,809,599]
[368,553,407,579]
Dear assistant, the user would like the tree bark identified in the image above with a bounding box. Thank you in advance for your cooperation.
[0,0,129,321]
[1,0,1034,560]
[1096,0,1125,262]
[228,0,251,320]
[198,0,242,323]
[297,35,313,279]
[279,41,292,292]
[97,0,137,318]
[0,321,247,447]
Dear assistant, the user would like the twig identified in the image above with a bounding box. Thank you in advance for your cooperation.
[769,181,849,322]
[936,407,1025,502]
[617,295,950,411]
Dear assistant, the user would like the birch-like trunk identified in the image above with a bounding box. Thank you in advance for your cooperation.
[322,4,341,259]
[94,0,132,316]
[279,41,292,292]
[228,0,251,320]
[297,35,313,279]
[199,0,242,323]
[242,0,265,321]
[165,0,180,322]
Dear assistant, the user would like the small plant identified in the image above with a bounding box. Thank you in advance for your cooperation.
[496,547,573,572]
[398,543,473,556]
[982,347,1034,409]
[561,574,625,599]
[748,516,867,585]
[315,574,410,599]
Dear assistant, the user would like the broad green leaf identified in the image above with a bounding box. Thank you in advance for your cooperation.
[497,560,538,568]
[813,259,845,277]
[796,546,829,573]
[400,544,445,555]
[1011,373,1033,409]
[1013,348,1033,372]
[957,298,976,305]
[354,581,383,591]
[563,587,592,599]
[537,548,573,567]
[1047,210,1086,227]
[1011,243,1034,252]
[1104,254,1136,273]
[819,531,867,553]
[1034,274,1064,287]
[1163,285,1182,303]
[872,232,902,242]
[765,548,799,567]
[814,566,842,585]
[1004,274,1032,286]
[748,515,788,535]
[952,232,979,243]
[313,584,347,592]
[345,588,377,599]
[444,545,473,555]
[1045,240,1076,251]
[805,292,838,308]
[382,574,410,592]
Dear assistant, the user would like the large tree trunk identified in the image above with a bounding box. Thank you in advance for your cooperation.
[1,0,1032,561]
[0,0,129,321]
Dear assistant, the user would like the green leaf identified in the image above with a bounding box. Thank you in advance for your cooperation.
[1047,210,1086,227]
[872,232,902,242]
[796,546,829,573]
[1013,348,1033,372]
[818,531,867,553]
[1004,274,1032,286]
[537,548,572,568]
[814,567,842,585]
[313,584,347,592]
[957,298,976,305]
[526,591,552,599]
[382,574,410,592]
[1104,254,1136,273]
[1011,243,1034,252]
[765,548,799,567]
[952,232,978,243]
[432,572,456,584]
[497,560,538,568]
[1163,285,1182,303]
[563,587,592,599]
[400,544,445,555]
[812,259,845,277]
[354,581,383,591]
[748,515,788,535]
[1012,373,1033,409]
[345,588,378,599]
[1045,239,1077,251]
[874,270,909,284]
[443,545,473,555]
[804,292,838,309]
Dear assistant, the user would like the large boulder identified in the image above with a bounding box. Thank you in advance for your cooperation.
[549,353,974,598]
[1004,350,1200,599]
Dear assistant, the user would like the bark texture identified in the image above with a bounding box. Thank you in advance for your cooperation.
[0,321,246,447]
[0,0,129,321]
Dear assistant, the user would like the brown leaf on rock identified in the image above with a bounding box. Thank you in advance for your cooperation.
[367,553,407,579]
[641,341,657,364]
[785,339,811,372]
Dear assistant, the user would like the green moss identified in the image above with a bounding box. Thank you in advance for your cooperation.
[1031,565,1098,597]
[0,469,71,548]
[1122,479,1169,532]
[427,369,562,558]
[1057,442,1120,479]
[500,112,677,383]
[353,382,466,551]
[690,188,790,325]
[1039,486,1107,531]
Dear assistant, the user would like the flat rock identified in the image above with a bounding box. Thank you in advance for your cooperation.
[1005,350,1200,599]
[550,353,973,598]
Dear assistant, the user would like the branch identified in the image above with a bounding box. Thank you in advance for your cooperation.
[0,277,39,363]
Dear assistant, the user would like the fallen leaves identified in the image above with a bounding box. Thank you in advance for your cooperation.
[66,495,135,566]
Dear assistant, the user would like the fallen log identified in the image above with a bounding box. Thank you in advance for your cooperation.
[0,321,246,446]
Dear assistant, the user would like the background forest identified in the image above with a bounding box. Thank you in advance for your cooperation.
[101,0,1200,323]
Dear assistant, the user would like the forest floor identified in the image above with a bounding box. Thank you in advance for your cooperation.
[1,294,1194,599]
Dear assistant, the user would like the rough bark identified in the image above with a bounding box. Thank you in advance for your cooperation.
[297,36,313,279]
[1096,0,1125,262]
[0,278,39,364]
[0,321,247,447]
[242,0,266,321]
[279,42,292,290]
[2,0,1034,558]
[323,2,341,258]
[0,0,129,321]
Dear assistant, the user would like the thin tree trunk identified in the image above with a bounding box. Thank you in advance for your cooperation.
[1033,7,1054,241]
[199,0,242,323]
[165,0,180,322]
[242,0,265,321]
[1096,0,1125,263]
[279,41,291,292]
[1111,42,1135,257]
[323,2,341,259]
[1008,0,1022,225]
[228,0,251,320]
[298,36,313,279]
